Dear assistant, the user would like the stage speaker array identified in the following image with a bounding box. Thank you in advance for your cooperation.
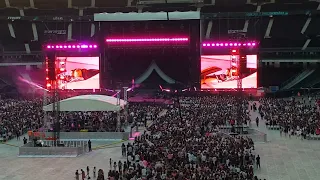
[46,51,56,81]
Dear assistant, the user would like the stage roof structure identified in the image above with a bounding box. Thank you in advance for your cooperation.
[43,95,126,112]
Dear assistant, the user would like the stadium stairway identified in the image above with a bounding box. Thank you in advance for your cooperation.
[292,67,320,89]
[281,68,315,90]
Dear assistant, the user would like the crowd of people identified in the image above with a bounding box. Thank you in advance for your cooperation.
[116,96,259,180]
[259,96,320,137]
[5,92,320,179]
[0,98,43,140]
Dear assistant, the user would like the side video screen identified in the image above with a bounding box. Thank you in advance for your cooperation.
[201,55,257,89]
[56,57,100,89]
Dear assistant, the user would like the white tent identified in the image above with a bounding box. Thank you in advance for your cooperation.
[43,95,126,112]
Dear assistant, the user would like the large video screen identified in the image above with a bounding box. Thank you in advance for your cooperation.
[201,55,257,89]
[56,57,100,89]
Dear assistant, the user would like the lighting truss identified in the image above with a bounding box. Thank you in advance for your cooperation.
[105,38,189,43]
[202,41,257,48]
[46,44,98,50]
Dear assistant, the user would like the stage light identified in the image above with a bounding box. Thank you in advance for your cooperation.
[46,83,51,87]
[45,44,98,50]
[60,68,65,72]
[105,37,189,43]
[46,77,49,80]
[46,68,48,72]
[60,76,65,80]
[202,41,258,48]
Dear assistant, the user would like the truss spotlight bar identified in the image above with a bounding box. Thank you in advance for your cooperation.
[105,38,189,43]
[46,43,98,50]
[202,41,257,48]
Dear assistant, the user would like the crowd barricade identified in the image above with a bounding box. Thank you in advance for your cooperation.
[242,129,268,142]
[307,134,320,140]
[19,141,88,157]
[36,132,130,141]
[266,125,281,130]
[218,125,249,134]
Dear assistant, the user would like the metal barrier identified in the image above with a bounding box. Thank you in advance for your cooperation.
[41,132,130,140]
[19,140,89,157]
[218,128,267,143]
[241,129,267,143]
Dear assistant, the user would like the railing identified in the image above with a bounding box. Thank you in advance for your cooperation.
[40,132,130,140]
[241,129,267,143]
[19,141,88,157]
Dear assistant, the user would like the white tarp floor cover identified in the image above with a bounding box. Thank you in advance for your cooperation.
[43,95,126,112]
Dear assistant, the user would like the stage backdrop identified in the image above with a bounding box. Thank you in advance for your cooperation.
[99,20,200,89]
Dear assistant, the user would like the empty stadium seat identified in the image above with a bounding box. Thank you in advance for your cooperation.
[261,1,318,11]
[83,7,137,15]
[201,4,256,13]
[12,21,34,42]
[95,0,128,7]
[308,39,320,48]
[0,0,5,8]
[29,42,42,52]
[259,67,303,87]
[0,21,11,41]
[4,43,26,51]
[143,6,197,12]
[9,0,30,8]
[72,0,91,8]
[1,8,20,16]
[209,19,245,39]
[246,18,269,39]
[24,8,78,16]
[34,0,68,9]
[72,22,94,40]
[35,22,68,42]
[305,17,320,37]
[268,16,307,47]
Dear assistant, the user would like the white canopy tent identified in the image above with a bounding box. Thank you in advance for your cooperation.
[43,95,127,112]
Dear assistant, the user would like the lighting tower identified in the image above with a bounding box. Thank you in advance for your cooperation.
[116,90,121,131]
[233,33,247,132]
[52,80,60,145]
[123,87,128,125]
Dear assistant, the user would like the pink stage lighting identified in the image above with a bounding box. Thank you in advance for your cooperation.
[105,38,189,43]
[46,43,98,50]
[202,41,257,48]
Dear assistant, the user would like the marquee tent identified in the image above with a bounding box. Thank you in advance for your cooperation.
[43,95,126,112]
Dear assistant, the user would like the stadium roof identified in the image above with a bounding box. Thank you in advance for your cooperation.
[43,94,126,112]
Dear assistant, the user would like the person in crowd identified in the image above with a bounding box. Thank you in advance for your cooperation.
[93,167,96,178]
[86,166,90,178]
[256,155,261,169]
[81,169,85,180]
[75,170,79,180]
[23,137,27,144]
[88,139,92,152]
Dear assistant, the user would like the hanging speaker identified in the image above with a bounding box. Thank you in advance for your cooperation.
[47,51,56,80]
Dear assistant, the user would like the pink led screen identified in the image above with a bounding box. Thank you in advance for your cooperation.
[202,41,257,47]
[46,44,98,50]
[106,38,189,43]
[201,55,257,89]
[56,57,100,89]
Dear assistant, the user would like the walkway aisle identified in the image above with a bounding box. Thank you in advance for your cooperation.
[248,101,320,180]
